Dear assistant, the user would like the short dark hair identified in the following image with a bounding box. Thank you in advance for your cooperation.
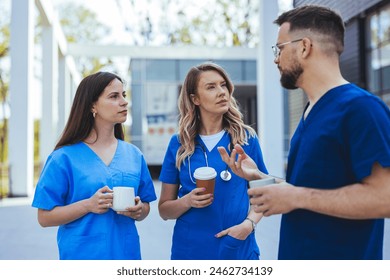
[274,5,345,55]
[55,71,125,150]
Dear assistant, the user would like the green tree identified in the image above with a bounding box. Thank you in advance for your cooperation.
[127,0,259,47]
[0,10,10,165]
[0,1,114,196]
[0,2,10,196]
[55,2,113,77]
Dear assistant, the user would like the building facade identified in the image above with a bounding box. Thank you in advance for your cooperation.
[130,58,259,165]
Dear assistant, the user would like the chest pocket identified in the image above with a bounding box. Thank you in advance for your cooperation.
[122,173,140,195]
[110,170,140,195]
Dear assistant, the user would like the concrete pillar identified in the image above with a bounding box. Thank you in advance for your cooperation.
[58,56,71,137]
[257,0,285,178]
[40,25,59,165]
[9,0,34,196]
[58,55,81,138]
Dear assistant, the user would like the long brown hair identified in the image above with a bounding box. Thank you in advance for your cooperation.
[55,72,124,150]
[176,62,255,169]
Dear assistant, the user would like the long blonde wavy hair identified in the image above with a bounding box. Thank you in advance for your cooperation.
[176,62,256,169]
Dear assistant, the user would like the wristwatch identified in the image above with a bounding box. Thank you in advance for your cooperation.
[245,217,256,232]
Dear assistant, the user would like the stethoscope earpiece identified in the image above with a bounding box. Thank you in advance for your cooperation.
[220,170,232,181]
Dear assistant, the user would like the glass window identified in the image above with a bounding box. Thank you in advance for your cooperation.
[214,60,242,82]
[130,84,143,149]
[366,3,390,101]
[243,61,257,82]
[145,59,176,81]
[378,7,390,43]
[178,59,205,81]
[383,93,390,107]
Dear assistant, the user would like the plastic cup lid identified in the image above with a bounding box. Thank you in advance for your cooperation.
[193,167,217,180]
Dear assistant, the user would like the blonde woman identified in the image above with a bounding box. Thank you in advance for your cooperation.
[158,62,268,259]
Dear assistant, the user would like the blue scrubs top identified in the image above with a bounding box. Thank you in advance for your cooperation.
[280,84,390,260]
[159,131,268,260]
[32,140,157,260]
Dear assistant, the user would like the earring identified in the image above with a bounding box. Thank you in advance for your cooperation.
[93,112,96,118]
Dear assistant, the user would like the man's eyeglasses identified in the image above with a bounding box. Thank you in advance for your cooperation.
[271,39,303,58]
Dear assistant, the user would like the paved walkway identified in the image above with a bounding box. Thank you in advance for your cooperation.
[0,181,389,260]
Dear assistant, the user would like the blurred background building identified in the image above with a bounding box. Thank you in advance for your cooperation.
[0,0,389,197]
[0,0,389,262]
[129,57,261,167]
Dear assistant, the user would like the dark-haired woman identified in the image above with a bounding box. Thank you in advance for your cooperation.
[32,72,156,260]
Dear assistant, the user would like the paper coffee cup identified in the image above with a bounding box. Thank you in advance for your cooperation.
[112,186,135,211]
[193,167,217,195]
[249,177,275,188]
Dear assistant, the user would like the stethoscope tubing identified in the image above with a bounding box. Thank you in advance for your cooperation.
[188,136,232,183]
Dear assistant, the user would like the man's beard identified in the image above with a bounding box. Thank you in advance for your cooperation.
[280,63,303,90]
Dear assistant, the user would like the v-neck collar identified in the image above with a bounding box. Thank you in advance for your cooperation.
[197,130,228,153]
[81,139,120,168]
[301,85,346,127]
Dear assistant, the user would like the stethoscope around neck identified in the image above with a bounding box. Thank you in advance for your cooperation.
[188,139,232,184]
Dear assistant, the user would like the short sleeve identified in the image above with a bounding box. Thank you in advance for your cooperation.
[346,96,390,181]
[32,153,69,210]
[159,135,180,184]
[138,154,157,203]
[245,133,269,174]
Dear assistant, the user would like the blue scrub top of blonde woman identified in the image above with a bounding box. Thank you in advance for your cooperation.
[159,131,268,259]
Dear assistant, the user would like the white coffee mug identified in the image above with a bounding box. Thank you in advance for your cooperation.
[248,177,276,188]
[112,186,135,211]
